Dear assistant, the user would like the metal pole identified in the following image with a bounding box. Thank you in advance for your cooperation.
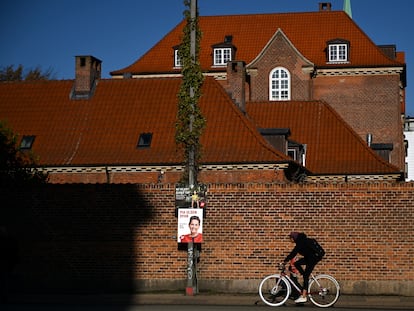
[186,238,199,295]
[186,0,198,296]
[186,240,194,294]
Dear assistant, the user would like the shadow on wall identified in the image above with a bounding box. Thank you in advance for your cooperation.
[0,184,154,308]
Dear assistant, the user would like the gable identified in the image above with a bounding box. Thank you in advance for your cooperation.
[248,28,313,69]
[246,28,314,102]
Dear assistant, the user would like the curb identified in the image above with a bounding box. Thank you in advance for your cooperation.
[5,293,414,309]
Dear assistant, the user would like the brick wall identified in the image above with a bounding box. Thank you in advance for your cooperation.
[47,168,286,184]
[1,182,413,295]
[248,32,312,102]
[313,74,404,170]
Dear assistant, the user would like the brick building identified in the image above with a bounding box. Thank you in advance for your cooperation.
[111,2,406,181]
[0,2,413,297]
[0,3,405,183]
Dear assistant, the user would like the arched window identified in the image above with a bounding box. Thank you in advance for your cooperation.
[269,67,290,101]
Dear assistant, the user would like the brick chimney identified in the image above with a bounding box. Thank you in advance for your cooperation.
[72,55,101,99]
[319,2,332,11]
[226,61,246,113]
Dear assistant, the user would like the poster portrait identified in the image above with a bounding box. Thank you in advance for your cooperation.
[177,208,203,243]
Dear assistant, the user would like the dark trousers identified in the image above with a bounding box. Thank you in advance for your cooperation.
[294,257,319,292]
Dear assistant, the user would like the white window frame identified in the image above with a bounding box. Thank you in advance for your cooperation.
[269,67,290,101]
[213,47,232,66]
[288,149,297,161]
[328,43,348,62]
[174,49,182,68]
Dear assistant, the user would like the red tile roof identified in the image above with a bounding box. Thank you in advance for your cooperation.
[0,77,289,167]
[246,101,399,175]
[111,11,403,76]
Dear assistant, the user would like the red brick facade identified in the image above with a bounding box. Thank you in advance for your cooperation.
[313,74,404,169]
[2,182,413,295]
[232,30,405,171]
[248,31,312,102]
[46,167,288,184]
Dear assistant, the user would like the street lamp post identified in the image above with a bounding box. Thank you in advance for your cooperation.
[186,0,198,296]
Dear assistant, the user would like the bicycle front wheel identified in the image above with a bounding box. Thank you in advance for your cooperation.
[308,274,340,308]
[258,274,291,307]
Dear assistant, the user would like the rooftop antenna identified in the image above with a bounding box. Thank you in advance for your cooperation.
[343,0,352,18]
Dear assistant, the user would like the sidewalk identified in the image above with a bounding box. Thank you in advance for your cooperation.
[136,293,414,309]
[5,292,414,309]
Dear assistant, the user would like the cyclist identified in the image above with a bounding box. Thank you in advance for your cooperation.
[283,232,324,304]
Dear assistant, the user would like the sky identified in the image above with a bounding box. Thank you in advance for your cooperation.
[1,0,413,115]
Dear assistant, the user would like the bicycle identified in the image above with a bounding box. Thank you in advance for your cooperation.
[258,262,340,308]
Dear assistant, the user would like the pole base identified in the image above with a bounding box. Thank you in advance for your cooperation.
[186,286,195,296]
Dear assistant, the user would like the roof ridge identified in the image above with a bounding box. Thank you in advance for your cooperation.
[111,10,403,76]
[200,10,345,18]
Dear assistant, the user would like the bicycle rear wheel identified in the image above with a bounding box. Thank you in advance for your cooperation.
[308,274,340,308]
[258,274,290,307]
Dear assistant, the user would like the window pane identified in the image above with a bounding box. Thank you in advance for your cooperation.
[214,48,232,65]
[329,46,337,61]
[329,44,347,62]
[214,49,222,65]
[174,50,182,67]
[137,133,153,148]
[20,135,35,149]
[223,49,231,62]
[338,45,346,60]
[269,68,290,101]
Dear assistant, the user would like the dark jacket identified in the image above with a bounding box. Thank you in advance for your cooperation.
[284,232,318,262]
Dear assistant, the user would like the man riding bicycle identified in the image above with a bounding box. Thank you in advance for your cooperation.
[283,232,325,304]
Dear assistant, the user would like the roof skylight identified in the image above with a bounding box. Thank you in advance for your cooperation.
[137,133,153,148]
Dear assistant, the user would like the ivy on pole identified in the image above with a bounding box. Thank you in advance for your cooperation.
[175,0,205,186]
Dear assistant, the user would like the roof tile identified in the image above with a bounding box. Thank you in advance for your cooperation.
[111,11,402,75]
[0,77,289,167]
[246,101,399,174]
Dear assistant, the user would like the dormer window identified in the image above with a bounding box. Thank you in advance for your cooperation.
[327,39,350,63]
[20,135,35,150]
[329,44,347,62]
[214,48,232,66]
[288,141,307,166]
[212,35,236,67]
[173,46,182,68]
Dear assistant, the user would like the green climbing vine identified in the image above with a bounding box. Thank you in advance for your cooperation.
[175,0,206,183]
